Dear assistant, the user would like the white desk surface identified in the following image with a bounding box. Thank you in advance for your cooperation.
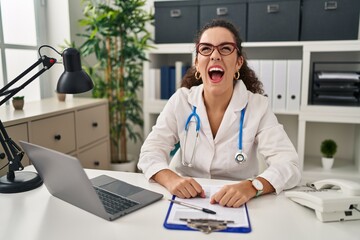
[1,166,359,240]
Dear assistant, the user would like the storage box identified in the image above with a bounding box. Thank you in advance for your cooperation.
[247,0,301,42]
[300,0,360,41]
[310,62,360,106]
[154,1,199,43]
[311,72,360,106]
[199,0,247,41]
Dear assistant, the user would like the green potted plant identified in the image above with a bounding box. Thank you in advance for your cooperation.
[77,0,154,171]
[12,96,25,110]
[320,139,337,170]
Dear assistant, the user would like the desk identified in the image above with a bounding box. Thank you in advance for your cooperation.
[1,166,359,240]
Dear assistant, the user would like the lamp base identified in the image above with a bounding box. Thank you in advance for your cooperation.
[0,171,43,193]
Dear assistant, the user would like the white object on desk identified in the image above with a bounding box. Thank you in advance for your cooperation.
[285,179,360,222]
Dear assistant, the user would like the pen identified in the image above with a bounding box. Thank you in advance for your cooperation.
[167,199,216,215]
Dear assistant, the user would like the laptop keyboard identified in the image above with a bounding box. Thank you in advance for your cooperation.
[94,187,139,215]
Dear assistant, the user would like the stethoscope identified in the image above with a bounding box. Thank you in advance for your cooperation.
[182,105,247,167]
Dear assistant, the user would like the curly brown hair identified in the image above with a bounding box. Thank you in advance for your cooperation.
[181,19,263,94]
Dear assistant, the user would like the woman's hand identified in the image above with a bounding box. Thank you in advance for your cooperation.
[210,181,256,208]
[152,169,205,198]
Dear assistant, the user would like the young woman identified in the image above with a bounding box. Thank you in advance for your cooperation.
[138,19,301,207]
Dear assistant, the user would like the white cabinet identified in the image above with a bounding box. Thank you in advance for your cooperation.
[0,98,110,177]
[143,40,360,179]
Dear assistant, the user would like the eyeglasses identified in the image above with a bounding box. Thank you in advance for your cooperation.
[196,42,239,56]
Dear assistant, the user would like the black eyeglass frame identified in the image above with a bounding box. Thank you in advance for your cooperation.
[196,42,240,56]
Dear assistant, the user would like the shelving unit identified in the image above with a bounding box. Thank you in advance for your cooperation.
[143,40,360,179]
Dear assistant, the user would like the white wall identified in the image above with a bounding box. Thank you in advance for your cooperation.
[44,0,71,97]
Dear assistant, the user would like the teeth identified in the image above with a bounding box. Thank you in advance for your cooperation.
[209,67,224,72]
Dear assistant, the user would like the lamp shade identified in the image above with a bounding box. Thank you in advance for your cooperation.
[56,48,94,94]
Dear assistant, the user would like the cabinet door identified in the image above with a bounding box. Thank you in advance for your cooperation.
[0,123,29,177]
[76,104,108,148]
[78,140,109,170]
[30,113,76,153]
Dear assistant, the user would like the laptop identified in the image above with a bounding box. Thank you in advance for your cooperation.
[20,141,163,221]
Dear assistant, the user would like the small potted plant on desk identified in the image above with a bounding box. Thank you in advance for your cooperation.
[12,96,25,110]
[320,139,337,170]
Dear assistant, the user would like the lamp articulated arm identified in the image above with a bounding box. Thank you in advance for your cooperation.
[0,120,24,180]
[0,55,56,182]
[0,55,57,105]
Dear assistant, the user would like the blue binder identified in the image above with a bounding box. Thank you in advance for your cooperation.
[160,66,170,99]
[163,195,252,233]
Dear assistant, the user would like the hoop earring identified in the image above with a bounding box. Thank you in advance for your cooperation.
[234,71,240,80]
[195,71,201,80]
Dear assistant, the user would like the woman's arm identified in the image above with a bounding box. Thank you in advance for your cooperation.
[152,169,205,198]
[210,177,274,207]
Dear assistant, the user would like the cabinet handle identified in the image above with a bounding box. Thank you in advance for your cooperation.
[54,134,61,141]
[94,161,100,166]
[277,94,282,99]
[170,9,181,18]
[325,1,337,10]
[291,95,296,100]
[92,122,98,127]
[216,7,228,16]
[267,4,279,13]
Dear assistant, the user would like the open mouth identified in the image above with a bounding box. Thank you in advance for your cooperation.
[208,67,224,83]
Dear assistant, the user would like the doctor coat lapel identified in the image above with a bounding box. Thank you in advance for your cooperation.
[187,85,215,149]
[186,81,249,147]
[214,81,249,144]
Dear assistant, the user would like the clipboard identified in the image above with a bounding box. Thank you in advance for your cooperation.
[163,186,252,233]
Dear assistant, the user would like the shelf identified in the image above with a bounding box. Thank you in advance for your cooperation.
[149,43,195,54]
[300,106,360,124]
[151,40,360,51]
[303,156,359,179]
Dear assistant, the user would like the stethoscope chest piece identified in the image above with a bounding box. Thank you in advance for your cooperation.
[235,151,247,164]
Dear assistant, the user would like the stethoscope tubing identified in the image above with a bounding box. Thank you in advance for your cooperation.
[182,105,247,167]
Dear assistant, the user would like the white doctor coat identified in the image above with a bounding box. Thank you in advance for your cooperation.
[138,81,301,194]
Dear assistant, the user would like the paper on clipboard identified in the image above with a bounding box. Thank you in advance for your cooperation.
[164,185,251,233]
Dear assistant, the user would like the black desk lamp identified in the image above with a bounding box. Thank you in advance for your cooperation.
[0,45,93,193]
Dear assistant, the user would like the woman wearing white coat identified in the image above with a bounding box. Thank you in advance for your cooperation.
[138,19,301,208]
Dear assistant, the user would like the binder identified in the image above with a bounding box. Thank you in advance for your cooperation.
[259,60,273,106]
[272,60,287,112]
[286,60,302,111]
[160,66,170,99]
[169,66,176,96]
[160,66,175,99]
[247,60,260,78]
[149,68,161,100]
[175,61,190,89]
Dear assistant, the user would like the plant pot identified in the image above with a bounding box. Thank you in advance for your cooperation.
[57,93,66,102]
[110,154,137,172]
[12,99,24,110]
[321,157,334,170]
[111,160,137,172]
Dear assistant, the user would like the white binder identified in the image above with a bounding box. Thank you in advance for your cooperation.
[286,60,302,112]
[149,68,161,99]
[175,61,183,89]
[247,60,260,77]
[259,60,273,106]
[272,60,287,112]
